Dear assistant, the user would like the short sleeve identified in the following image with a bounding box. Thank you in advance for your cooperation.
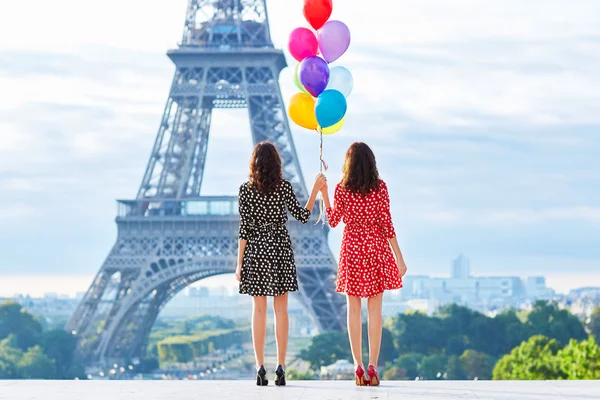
[283,181,311,224]
[325,183,344,228]
[238,184,252,240]
[378,181,396,239]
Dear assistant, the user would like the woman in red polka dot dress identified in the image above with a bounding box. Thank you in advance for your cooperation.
[322,142,408,386]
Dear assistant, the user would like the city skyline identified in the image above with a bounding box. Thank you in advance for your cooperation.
[0,254,595,298]
[1,0,599,293]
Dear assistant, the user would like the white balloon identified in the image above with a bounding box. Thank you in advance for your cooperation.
[325,66,354,98]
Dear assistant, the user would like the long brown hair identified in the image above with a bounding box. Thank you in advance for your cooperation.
[249,141,283,195]
[341,142,380,196]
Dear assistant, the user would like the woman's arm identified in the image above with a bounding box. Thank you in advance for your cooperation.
[235,239,247,281]
[284,175,326,223]
[388,236,408,278]
[322,182,343,227]
[305,174,326,210]
[236,184,251,281]
[379,181,407,278]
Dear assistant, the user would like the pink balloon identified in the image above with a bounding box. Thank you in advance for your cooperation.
[288,27,319,62]
[318,20,351,63]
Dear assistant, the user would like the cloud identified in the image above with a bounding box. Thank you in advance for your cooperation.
[0,0,598,286]
[0,204,39,220]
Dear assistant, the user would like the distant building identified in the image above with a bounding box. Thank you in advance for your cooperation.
[451,254,470,279]
[396,254,554,314]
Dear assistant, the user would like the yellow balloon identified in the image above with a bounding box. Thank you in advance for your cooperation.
[320,117,345,135]
[288,93,318,130]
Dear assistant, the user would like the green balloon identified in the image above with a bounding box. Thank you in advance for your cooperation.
[294,63,310,95]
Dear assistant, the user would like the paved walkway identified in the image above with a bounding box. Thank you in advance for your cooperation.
[1,379,599,399]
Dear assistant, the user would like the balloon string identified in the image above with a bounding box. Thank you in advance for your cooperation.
[316,127,325,226]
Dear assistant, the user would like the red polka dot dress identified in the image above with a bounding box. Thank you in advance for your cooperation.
[325,180,403,298]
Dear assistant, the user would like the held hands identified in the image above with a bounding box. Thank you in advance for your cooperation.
[312,173,327,193]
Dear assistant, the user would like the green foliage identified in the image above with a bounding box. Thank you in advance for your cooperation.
[286,368,316,380]
[138,357,160,373]
[0,302,43,350]
[148,315,244,360]
[298,331,351,369]
[0,302,87,380]
[459,349,495,380]
[157,328,250,363]
[388,312,444,355]
[493,335,566,380]
[382,365,408,380]
[17,345,56,379]
[589,307,600,342]
[393,353,423,380]
[557,336,600,379]
[0,335,23,379]
[41,329,85,379]
[526,301,587,346]
[420,354,448,380]
[446,355,466,380]
[388,302,586,360]
[299,301,592,381]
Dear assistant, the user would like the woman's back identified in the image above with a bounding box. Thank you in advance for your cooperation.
[327,180,395,240]
[238,180,310,240]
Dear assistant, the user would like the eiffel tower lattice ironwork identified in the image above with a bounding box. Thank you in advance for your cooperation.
[67,0,346,366]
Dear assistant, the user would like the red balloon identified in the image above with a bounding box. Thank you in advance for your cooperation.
[303,0,333,31]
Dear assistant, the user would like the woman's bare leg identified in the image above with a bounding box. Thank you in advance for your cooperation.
[273,292,289,367]
[252,296,267,367]
[346,295,363,368]
[367,293,384,367]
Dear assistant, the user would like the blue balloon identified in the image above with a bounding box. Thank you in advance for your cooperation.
[315,89,347,128]
[326,66,354,98]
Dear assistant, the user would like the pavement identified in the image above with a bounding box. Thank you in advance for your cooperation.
[1,379,599,400]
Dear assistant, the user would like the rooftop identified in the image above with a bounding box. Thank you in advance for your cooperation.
[1,380,598,400]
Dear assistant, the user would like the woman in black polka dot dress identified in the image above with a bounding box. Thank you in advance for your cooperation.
[235,141,326,386]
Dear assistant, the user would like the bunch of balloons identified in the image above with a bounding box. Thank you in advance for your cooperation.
[287,0,353,136]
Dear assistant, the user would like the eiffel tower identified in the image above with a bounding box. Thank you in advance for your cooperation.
[67,0,346,367]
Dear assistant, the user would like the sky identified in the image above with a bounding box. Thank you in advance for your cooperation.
[0,0,599,297]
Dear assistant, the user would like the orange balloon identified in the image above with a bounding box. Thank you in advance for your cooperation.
[288,93,317,130]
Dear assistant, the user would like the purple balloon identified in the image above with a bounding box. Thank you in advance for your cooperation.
[299,56,330,97]
[318,20,351,63]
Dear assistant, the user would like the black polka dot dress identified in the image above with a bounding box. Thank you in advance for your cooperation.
[238,180,311,297]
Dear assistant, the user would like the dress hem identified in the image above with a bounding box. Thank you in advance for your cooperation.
[239,287,299,297]
[336,282,403,298]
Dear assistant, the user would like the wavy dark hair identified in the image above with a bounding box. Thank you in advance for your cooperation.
[341,142,380,196]
[249,141,283,195]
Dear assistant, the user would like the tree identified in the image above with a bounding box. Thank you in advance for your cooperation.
[16,345,56,379]
[420,354,448,380]
[286,368,316,380]
[459,349,495,380]
[0,302,43,350]
[41,329,83,379]
[526,301,587,346]
[388,312,445,355]
[588,307,600,342]
[492,335,565,380]
[392,353,423,380]
[557,336,600,379]
[299,331,350,369]
[0,334,23,379]
[446,355,466,380]
[494,309,530,355]
[382,365,408,380]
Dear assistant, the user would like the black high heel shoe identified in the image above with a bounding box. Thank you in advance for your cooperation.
[256,365,268,386]
[275,365,286,386]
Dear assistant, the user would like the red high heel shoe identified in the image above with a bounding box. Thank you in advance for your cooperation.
[355,365,368,386]
[367,365,380,386]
